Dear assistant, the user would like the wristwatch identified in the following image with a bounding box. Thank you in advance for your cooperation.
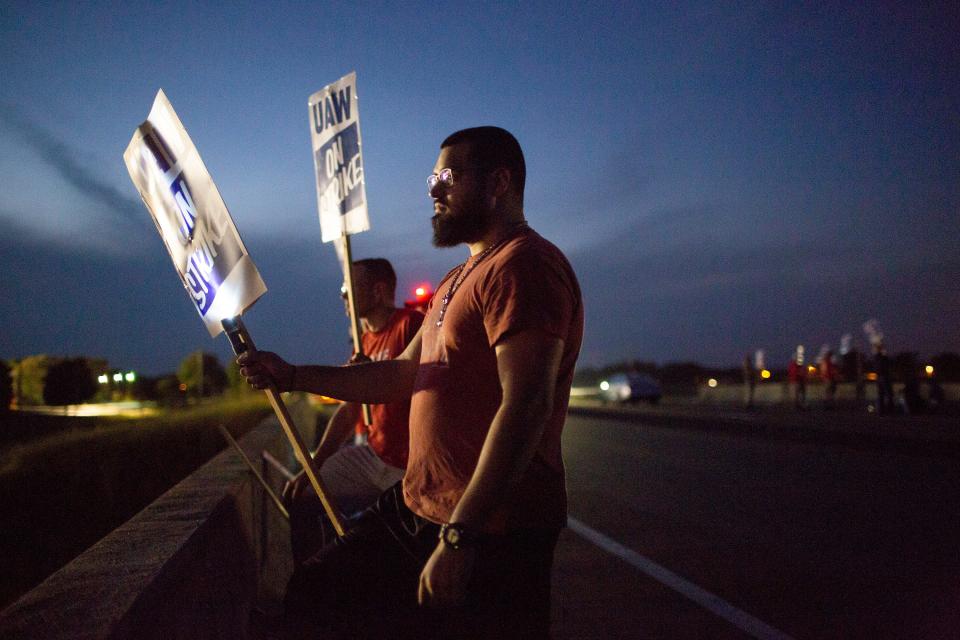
[439,522,478,550]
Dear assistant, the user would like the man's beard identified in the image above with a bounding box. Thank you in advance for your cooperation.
[431,202,493,247]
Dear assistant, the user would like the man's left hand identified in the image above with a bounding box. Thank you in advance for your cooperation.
[417,541,476,607]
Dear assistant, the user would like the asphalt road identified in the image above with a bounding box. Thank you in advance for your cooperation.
[551,403,960,639]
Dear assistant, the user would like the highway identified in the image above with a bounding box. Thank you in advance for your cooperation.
[551,403,960,639]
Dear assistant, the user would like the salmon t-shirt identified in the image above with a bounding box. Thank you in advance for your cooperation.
[403,226,583,531]
[355,307,424,469]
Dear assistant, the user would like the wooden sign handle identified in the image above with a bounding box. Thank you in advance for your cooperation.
[223,317,347,536]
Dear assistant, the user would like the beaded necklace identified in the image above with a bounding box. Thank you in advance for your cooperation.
[435,222,528,328]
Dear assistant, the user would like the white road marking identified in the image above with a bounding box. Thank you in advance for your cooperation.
[567,517,795,640]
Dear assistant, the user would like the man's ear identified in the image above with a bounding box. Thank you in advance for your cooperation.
[488,167,512,198]
[374,281,391,305]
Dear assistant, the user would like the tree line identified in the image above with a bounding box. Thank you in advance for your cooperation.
[0,352,249,410]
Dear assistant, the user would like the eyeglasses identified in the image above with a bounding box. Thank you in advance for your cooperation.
[427,166,485,195]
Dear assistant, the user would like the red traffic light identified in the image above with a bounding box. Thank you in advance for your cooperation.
[405,282,433,311]
[413,283,432,299]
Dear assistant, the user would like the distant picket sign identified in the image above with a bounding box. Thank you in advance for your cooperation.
[123,90,267,337]
[309,71,370,243]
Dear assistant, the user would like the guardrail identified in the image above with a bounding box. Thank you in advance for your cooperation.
[0,396,316,639]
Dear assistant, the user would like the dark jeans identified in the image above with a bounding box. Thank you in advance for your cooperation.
[287,490,341,567]
[282,482,560,639]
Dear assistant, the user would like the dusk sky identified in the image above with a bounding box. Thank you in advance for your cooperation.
[2,2,958,377]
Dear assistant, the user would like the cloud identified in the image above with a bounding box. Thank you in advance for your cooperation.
[0,222,365,376]
[530,133,661,253]
[569,215,960,366]
[0,102,146,228]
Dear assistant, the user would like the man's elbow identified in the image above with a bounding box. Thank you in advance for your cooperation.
[500,394,553,484]
[506,390,554,425]
[531,393,555,421]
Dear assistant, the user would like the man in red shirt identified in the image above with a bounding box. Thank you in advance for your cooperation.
[787,347,807,409]
[240,127,583,638]
[284,258,423,564]
[819,348,840,409]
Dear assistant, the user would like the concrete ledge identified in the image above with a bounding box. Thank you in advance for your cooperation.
[0,395,316,639]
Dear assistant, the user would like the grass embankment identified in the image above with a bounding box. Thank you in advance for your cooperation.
[0,395,273,609]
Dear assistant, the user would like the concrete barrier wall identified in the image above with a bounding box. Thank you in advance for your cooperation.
[0,395,317,640]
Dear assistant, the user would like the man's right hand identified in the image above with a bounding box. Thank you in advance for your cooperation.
[282,470,312,504]
[237,350,295,392]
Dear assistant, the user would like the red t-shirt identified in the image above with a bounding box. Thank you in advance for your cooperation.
[820,358,838,382]
[788,360,805,382]
[355,307,424,469]
[403,227,583,532]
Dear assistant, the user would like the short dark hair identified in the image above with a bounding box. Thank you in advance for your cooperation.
[441,126,525,198]
[353,258,396,294]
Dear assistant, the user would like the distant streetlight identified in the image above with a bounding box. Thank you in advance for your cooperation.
[707,378,718,388]
[98,374,109,384]
[125,371,136,383]
[925,365,934,377]
[760,369,772,380]
[599,381,610,391]
[113,373,123,383]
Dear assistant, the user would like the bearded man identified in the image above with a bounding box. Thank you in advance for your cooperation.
[240,126,583,639]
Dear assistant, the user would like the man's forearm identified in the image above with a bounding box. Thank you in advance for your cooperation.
[313,402,359,463]
[292,359,418,404]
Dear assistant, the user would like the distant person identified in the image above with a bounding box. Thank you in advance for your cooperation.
[898,374,924,415]
[788,354,807,409]
[284,258,424,565]
[926,375,945,414]
[855,351,866,404]
[872,342,894,415]
[820,349,840,409]
[842,349,866,407]
[742,354,757,409]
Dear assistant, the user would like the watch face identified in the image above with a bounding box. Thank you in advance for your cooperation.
[445,527,461,546]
